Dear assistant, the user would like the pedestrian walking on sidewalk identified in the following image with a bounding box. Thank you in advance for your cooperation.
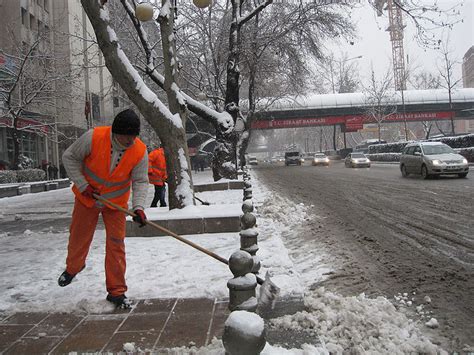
[58,109,149,309]
[148,145,167,207]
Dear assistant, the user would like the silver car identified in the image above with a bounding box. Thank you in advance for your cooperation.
[399,142,469,179]
[345,152,371,168]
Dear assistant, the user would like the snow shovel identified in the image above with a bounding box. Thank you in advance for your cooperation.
[93,194,280,307]
[193,195,210,206]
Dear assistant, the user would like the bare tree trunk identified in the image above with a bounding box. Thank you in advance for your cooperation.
[212,0,241,181]
[435,121,448,136]
[238,13,259,168]
[10,125,20,170]
[158,0,194,207]
[81,0,193,209]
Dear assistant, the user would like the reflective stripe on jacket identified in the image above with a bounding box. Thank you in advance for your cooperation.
[148,148,167,186]
[72,126,147,209]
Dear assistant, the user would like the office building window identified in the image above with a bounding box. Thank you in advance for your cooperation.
[30,14,36,31]
[21,8,28,26]
[6,131,39,167]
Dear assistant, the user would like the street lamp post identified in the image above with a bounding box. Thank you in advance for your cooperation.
[327,55,363,150]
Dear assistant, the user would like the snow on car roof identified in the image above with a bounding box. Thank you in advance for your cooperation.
[406,141,444,146]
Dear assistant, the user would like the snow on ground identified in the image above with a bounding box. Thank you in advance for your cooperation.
[0,168,447,353]
[0,170,305,313]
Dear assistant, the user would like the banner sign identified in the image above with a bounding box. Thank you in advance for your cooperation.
[251,111,455,130]
[0,117,49,134]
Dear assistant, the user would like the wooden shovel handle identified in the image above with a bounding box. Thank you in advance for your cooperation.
[93,194,265,285]
[93,194,229,265]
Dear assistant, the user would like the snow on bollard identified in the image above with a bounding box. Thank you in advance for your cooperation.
[222,310,266,355]
[243,187,253,201]
[228,250,258,312]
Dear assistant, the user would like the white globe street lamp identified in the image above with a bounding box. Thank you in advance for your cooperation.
[193,0,212,9]
[135,2,154,22]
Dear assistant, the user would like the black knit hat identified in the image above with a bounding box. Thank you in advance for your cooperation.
[112,109,140,136]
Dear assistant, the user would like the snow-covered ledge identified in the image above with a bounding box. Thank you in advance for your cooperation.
[126,203,243,237]
[194,180,244,193]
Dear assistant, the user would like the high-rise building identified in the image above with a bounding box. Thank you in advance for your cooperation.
[462,46,474,88]
[0,0,128,170]
[459,46,474,133]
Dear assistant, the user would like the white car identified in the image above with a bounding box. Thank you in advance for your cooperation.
[248,156,258,165]
[312,153,330,166]
[345,153,371,168]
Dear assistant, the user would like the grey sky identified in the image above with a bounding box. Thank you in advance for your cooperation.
[327,0,473,86]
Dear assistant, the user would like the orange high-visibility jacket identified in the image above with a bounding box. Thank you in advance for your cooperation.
[72,126,147,209]
[148,148,167,186]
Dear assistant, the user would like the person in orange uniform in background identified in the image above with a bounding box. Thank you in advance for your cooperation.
[148,145,168,207]
[58,109,149,309]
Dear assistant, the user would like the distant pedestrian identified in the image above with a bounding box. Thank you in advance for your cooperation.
[148,145,167,207]
[48,164,54,180]
[60,164,67,178]
[52,165,59,179]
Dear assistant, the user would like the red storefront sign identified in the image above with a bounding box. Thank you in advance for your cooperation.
[0,116,49,134]
[251,111,454,130]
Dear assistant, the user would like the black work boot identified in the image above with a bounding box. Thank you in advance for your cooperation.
[58,265,85,287]
[106,294,132,309]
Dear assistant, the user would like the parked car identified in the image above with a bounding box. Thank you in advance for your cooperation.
[345,152,371,168]
[285,151,303,166]
[312,153,330,166]
[248,156,258,165]
[399,142,469,179]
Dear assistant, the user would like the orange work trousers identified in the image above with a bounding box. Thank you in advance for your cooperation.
[66,198,127,296]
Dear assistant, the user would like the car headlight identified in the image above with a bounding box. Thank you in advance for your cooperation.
[431,159,442,166]
[462,158,468,164]
[324,158,329,162]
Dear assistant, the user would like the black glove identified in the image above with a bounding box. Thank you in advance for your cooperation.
[132,209,147,227]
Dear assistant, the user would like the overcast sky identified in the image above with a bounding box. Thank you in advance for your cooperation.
[327,0,473,87]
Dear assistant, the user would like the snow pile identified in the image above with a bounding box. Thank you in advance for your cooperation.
[157,337,335,355]
[269,287,447,354]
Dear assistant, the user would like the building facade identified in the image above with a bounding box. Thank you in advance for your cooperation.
[0,0,129,170]
[459,46,474,133]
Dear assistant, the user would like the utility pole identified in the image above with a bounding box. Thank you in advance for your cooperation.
[327,55,363,150]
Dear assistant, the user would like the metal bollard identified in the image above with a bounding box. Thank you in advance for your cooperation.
[222,310,266,355]
[227,250,258,312]
[240,200,261,274]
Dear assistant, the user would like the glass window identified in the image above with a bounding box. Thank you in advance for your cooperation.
[413,146,421,154]
[6,130,40,167]
[422,144,455,155]
[21,8,28,26]
[30,14,36,31]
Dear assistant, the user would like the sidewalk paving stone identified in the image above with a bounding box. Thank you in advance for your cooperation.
[0,297,307,353]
